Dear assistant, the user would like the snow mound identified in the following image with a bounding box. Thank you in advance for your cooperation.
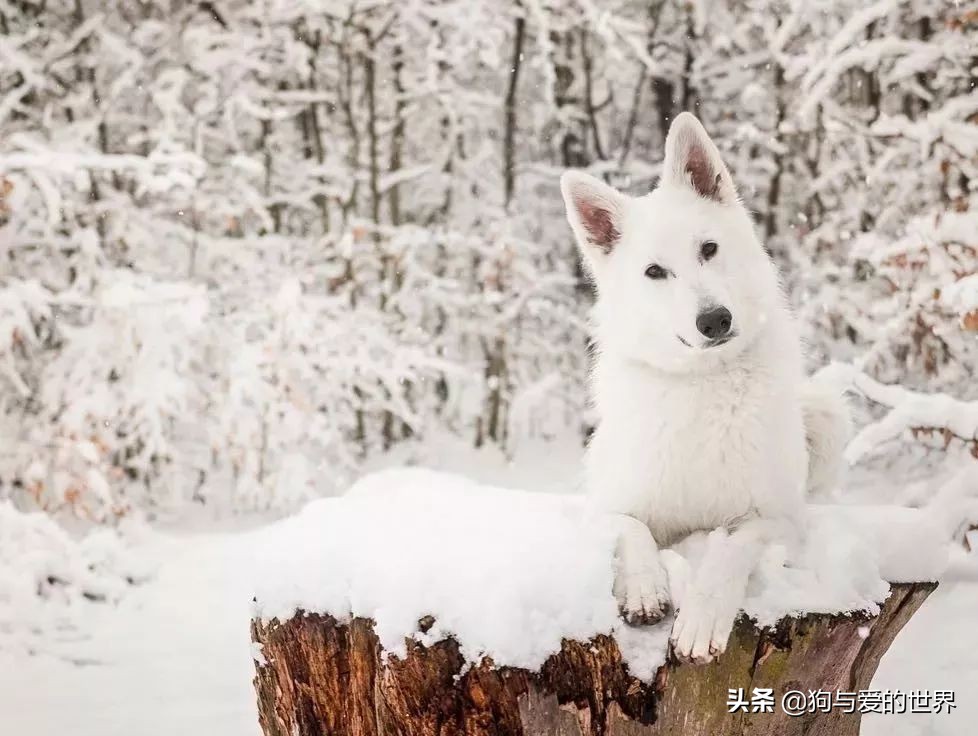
[0,503,156,654]
[252,468,950,681]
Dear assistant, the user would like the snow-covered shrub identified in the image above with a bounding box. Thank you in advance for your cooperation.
[0,502,153,653]
[849,212,978,395]
[789,2,978,392]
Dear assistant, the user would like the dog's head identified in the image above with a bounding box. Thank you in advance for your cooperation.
[561,112,782,373]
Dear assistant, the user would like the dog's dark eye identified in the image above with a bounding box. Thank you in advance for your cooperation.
[645,264,668,280]
[700,240,718,261]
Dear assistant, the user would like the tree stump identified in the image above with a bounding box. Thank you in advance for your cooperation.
[251,582,934,736]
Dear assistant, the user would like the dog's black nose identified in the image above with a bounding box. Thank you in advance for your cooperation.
[695,306,732,340]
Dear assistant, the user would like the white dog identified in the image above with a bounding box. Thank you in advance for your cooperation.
[560,112,849,663]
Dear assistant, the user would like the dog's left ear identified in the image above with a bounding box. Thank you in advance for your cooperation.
[560,171,628,262]
[662,112,737,204]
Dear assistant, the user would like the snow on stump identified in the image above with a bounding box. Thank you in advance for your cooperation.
[249,470,945,736]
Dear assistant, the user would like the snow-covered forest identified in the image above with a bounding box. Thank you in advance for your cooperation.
[0,0,976,521]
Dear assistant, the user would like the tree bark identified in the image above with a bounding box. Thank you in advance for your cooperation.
[251,582,934,736]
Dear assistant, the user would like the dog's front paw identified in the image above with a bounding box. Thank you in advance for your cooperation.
[614,555,671,625]
[613,528,672,625]
[669,601,730,664]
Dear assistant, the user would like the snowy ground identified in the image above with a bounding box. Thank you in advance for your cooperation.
[0,527,261,736]
[2,442,976,736]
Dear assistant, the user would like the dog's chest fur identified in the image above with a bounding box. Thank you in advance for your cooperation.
[586,326,807,546]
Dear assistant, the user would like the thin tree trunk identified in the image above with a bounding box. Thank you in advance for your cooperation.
[579,29,606,162]
[765,62,786,245]
[260,117,281,233]
[388,43,405,233]
[503,11,526,209]
[305,27,330,234]
[680,7,698,113]
[481,10,525,447]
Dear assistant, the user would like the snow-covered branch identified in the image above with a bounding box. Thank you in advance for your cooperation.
[820,362,978,465]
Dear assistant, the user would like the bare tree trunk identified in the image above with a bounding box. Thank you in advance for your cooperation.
[252,583,934,736]
[680,7,698,113]
[72,0,110,248]
[362,34,398,451]
[387,42,414,441]
[303,26,330,234]
[503,10,526,209]
[388,43,406,233]
[260,117,281,233]
[579,29,606,162]
[480,9,525,448]
[764,61,786,247]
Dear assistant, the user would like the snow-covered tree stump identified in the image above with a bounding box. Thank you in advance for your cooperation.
[251,582,933,736]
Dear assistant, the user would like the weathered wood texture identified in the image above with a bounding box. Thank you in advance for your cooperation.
[252,582,934,736]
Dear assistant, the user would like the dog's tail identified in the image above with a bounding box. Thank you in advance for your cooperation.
[801,378,852,498]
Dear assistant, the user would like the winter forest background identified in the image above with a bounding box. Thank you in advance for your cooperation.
[2,0,977,523]
[1,1,977,733]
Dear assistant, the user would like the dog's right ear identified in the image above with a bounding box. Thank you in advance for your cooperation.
[662,112,737,204]
[560,171,627,263]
